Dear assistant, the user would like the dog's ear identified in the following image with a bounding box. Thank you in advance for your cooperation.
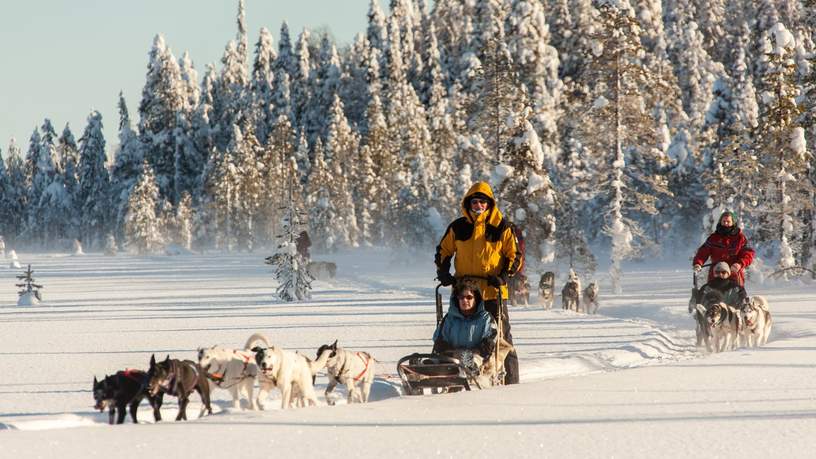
[93,376,98,385]
[331,339,338,350]
[150,354,156,367]
[251,346,263,353]
[164,355,170,363]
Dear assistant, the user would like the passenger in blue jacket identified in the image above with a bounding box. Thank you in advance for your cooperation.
[433,279,497,358]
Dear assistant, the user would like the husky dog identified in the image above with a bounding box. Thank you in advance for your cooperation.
[508,273,530,306]
[315,340,377,405]
[93,369,163,424]
[307,261,337,281]
[538,271,555,310]
[739,295,772,347]
[583,281,599,314]
[252,345,329,409]
[147,355,212,421]
[475,335,515,387]
[198,333,271,410]
[562,274,581,312]
[689,288,726,351]
[704,303,742,352]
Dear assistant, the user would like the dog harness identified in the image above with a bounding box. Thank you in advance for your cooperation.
[336,352,371,382]
[206,351,254,389]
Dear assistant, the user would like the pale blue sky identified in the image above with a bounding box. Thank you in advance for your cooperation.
[0,0,387,158]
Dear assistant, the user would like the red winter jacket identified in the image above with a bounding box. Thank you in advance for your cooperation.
[692,228,755,286]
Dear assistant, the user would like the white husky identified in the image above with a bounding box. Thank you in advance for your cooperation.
[252,345,328,409]
[740,295,772,347]
[198,333,271,410]
[315,341,377,405]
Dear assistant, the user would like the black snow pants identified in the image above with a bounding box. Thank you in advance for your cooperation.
[483,299,519,384]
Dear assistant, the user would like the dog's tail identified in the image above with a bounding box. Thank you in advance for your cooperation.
[244,333,271,350]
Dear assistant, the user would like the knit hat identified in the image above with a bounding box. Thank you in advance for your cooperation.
[719,211,737,224]
[714,261,731,274]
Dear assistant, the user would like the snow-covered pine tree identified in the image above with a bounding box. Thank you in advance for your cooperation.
[267,169,312,302]
[752,24,810,270]
[324,94,360,248]
[58,123,81,238]
[575,1,672,293]
[2,139,26,241]
[123,161,162,255]
[16,264,43,306]
[77,110,111,249]
[305,138,337,251]
[496,108,558,268]
[139,34,185,202]
[554,134,597,274]
[250,27,277,145]
[504,0,562,164]
[230,124,264,251]
[291,28,313,134]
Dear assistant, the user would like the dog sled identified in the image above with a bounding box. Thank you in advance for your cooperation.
[397,283,512,395]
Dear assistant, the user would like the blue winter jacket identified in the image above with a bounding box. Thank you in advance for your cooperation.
[433,296,495,350]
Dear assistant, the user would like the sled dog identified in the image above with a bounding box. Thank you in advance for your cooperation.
[307,261,337,281]
[252,345,328,409]
[315,340,377,405]
[583,281,599,314]
[198,333,270,410]
[539,271,555,309]
[509,274,530,306]
[147,355,212,421]
[739,295,772,347]
[93,369,163,424]
[562,280,581,312]
[704,302,741,352]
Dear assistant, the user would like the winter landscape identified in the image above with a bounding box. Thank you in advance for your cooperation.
[2,0,816,457]
[0,250,815,458]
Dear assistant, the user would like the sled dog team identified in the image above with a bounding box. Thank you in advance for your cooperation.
[537,269,600,314]
[690,294,772,353]
[93,333,376,424]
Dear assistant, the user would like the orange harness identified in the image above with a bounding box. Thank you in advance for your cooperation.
[352,353,371,382]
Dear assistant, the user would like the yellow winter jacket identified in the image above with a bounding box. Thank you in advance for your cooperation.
[435,182,520,300]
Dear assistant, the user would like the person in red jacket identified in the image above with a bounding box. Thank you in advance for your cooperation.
[693,211,755,286]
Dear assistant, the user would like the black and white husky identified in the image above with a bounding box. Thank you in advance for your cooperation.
[538,271,555,310]
[315,340,376,405]
[739,295,772,347]
[197,333,270,410]
[704,302,742,352]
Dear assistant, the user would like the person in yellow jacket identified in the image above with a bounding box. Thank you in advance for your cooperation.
[434,181,521,384]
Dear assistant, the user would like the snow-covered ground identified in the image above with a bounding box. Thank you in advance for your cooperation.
[1,249,815,458]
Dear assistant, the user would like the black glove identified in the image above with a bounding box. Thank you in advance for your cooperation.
[479,337,496,359]
[433,338,452,354]
[487,274,505,288]
[437,271,456,287]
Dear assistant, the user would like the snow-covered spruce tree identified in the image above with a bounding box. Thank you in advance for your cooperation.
[230,124,263,251]
[2,140,26,241]
[496,108,558,268]
[123,161,162,255]
[138,34,184,202]
[752,24,810,270]
[554,135,597,274]
[249,26,277,146]
[360,92,394,244]
[291,28,313,133]
[304,139,337,251]
[574,1,672,293]
[324,94,360,248]
[256,115,295,248]
[267,171,312,302]
[16,264,43,306]
[110,92,145,246]
[466,36,525,168]
[58,123,81,238]
[504,0,562,164]
[77,111,111,249]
